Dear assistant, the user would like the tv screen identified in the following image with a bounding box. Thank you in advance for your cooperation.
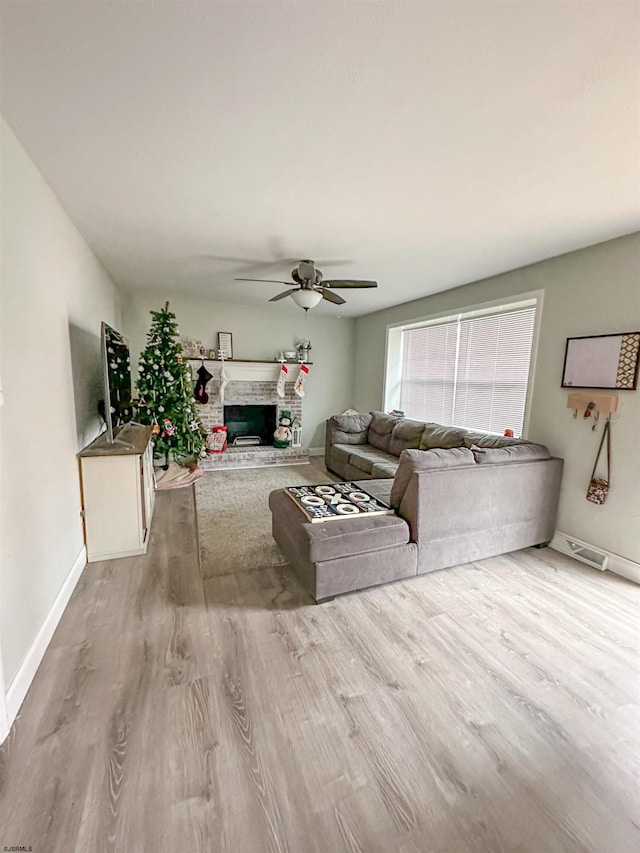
[101,322,133,441]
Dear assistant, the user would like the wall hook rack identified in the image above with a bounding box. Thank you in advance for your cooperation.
[567,392,618,425]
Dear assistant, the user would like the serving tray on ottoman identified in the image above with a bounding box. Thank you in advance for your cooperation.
[285,482,394,523]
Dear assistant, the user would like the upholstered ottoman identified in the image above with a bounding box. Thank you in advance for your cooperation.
[268,486,418,602]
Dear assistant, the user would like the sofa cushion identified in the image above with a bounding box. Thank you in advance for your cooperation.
[328,413,372,445]
[303,513,410,563]
[330,429,369,446]
[420,423,467,450]
[368,412,399,452]
[471,443,551,464]
[370,461,399,479]
[389,419,426,457]
[332,412,372,434]
[463,431,530,449]
[353,478,394,505]
[390,447,476,508]
[330,444,355,469]
[349,454,375,475]
[348,446,397,475]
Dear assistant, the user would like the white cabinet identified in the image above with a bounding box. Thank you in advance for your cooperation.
[79,425,156,562]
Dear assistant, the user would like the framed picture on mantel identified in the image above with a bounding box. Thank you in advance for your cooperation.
[217,332,233,360]
[561,332,640,390]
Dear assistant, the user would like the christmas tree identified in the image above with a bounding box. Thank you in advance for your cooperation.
[136,302,205,467]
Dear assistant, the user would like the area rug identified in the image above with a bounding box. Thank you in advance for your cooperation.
[195,462,333,577]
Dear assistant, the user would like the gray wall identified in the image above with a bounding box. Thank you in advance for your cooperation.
[122,291,356,449]
[354,233,640,564]
[0,117,121,690]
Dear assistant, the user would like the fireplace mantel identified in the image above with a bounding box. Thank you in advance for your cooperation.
[188,359,311,383]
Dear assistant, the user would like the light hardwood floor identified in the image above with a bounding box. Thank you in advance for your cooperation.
[1,485,638,853]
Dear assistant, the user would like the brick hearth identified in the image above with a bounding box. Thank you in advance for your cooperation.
[202,444,309,471]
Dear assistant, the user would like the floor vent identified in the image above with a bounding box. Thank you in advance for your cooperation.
[550,534,609,571]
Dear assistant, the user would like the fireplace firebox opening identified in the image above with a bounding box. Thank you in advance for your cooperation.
[223,404,278,446]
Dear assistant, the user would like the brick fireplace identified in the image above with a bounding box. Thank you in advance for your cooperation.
[193,361,308,470]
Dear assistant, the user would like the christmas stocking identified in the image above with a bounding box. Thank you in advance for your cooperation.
[276,363,288,398]
[294,364,309,397]
[194,364,213,404]
[218,362,230,404]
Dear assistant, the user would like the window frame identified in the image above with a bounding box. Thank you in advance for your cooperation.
[383,291,544,437]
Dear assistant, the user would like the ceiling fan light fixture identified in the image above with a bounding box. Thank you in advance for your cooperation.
[291,289,323,311]
[235,258,377,309]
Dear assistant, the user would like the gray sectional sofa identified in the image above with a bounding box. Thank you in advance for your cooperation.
[269,411,563,602]
[325,410,551,481]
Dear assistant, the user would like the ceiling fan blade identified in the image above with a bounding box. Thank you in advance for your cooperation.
[320,288,346,305]
[196,254,287,275]
[235,256,352,270]
[269,289,296,302]
[199,254,269,264]
[233,256,300,272]
[315,258,353,267]
[235,278,296,285]
[322,279,378,289]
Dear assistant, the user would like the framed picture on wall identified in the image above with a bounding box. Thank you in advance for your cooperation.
[217,332,233,359]
[561,332,640,390]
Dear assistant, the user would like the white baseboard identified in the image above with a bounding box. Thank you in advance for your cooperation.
[0,650,8,744]
[550,531,640,585]
[308,446,324,457]
[3,547,87,739]
[605,553,640,585]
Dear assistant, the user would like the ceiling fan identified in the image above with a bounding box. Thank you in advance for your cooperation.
[235,259,377,311]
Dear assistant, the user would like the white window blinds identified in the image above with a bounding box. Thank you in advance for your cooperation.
[400,319,458,425]
[399,305,536,436]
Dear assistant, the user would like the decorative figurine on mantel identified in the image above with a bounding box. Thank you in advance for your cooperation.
[273,411,292,448]
[296,340,311,362]
[180,336,203,358]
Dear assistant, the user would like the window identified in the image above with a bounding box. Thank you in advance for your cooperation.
[398,302,538,436]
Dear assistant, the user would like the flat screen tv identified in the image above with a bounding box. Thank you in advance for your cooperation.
[101,321,135,443]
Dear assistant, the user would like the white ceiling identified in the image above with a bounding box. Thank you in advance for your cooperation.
[1,1,639,317]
